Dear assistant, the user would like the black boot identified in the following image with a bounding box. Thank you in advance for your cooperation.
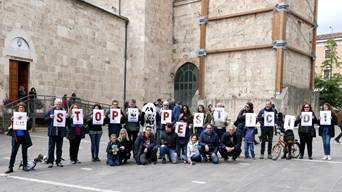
[5,167,13,174]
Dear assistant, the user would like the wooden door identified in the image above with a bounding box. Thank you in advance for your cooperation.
[9,60,19,100]
[9,60,30,100]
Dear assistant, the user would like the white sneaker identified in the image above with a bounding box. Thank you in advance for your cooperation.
[321,155,328,160]
[327,155,332,161]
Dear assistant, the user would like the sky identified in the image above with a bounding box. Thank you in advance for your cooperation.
[318,0,342,34]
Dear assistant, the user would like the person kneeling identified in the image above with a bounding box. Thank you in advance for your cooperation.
[134,126,158,165]
[199,124,219,164]
[219,124,242,161]
[106,134,120,166]
[183,134,201,165]
[160,123,178,164]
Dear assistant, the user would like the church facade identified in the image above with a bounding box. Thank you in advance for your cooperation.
[0,0,319,119]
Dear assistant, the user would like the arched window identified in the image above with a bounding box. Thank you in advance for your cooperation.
[174,63,199,106]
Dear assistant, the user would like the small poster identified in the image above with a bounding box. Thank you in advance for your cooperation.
[72,109,84,125]
[92,109,104,125]
[128,108,139,122]
[264,112,275,127]
[301,112,313,126]
[161,110,172,124]
[13,112,28,130]
[175,122,187,137]
[110,109,121,124]
[193,113,204,128]
[320,111,331,125]
[245,113,257,127]
[53,110,66,127]
[284,115,295,130]
[213,108,225,123]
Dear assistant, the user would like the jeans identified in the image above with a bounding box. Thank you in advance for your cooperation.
[261,127,273,155]
[177,143,187,158]
[89,132,102,160]
[48,136,64,164]
[244,142,255,158]
[9,137,28,168]
[159,146,177,163]
[182,153,201,163]
[199,145,219,164]
[195,127,203,137]
[138,146,158,165]
[69,137,81,161]
[128,130,139,151]
[107,154,120,166]
[322,127,331,155]
[299,132,313,157]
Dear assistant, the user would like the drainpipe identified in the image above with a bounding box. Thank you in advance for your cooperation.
[123,20,128,104]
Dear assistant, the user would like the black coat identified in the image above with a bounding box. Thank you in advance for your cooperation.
[119,138,132,155]
[160,131,179,150]
[67,117,86,140]
[295,112,318,137]
[220,132,241,151]
[133,132,156,163]
[9,117,33,148]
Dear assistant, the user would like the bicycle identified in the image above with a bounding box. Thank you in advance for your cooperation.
[272,130,300,160]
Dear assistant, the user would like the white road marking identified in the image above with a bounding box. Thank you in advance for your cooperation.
[192,180,207,184]
[0,173,119,192]
[3,157,10,160]
[294,159,342,164]
[239,163,251,166]
[81,167,93,171]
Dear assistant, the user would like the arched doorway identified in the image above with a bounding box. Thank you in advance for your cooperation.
[174,63,199,106]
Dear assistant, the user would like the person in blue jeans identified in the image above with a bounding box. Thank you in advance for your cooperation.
[183,134,201,165]
[243,126,258,159]
[87,104,103,162]
[159,123,179,164]
[199,124,219,164]
[106,134,121,166]
[319,103,338,161]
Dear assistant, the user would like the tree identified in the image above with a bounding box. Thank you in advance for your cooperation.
[315,39,342,109]
[321,39,342,80]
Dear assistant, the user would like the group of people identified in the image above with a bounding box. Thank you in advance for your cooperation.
[4,97,342,174]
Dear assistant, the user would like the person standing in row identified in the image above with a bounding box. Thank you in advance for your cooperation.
[105,100,124,139]
[5,102,33,173]
[295,103,318,160]
[125,99,142,149]
[44,98,66,168]
[87,104,103,162]
[212,103,229,142]
[257,101,277,159]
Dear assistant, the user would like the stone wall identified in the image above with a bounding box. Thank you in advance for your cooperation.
[0,0,126,104]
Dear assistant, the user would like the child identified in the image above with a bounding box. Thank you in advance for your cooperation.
[183,134,201,165]
[106,134,121,166]
[243,126,258,159]
[282,127,295,160]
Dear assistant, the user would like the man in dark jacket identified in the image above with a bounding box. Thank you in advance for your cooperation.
[105,100,124,138]
[125,99,142,149]
[199,124,219,164]
[134,126,158,165]
[219,124,242,161]
[44,98,66,168]
[257,101,277,159]
[159,123,178,164]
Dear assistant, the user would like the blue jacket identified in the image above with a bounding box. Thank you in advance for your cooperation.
[257,107,278,129]
[199,130,219,153]
[243,127,258,143]
[44,107,67,137]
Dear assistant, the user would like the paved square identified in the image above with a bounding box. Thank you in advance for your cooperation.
[1,128,342,192]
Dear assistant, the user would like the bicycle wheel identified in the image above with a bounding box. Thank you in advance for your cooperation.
[272,143,283,160]
[291,142,300,158]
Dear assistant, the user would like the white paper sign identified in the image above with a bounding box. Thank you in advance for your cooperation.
[284,115,296,130]
[13,112,28,130]
[72,109,84,125]
[193,113,204,127]
[175,122,187,137]
[161,110,172,124]
[128,108,139,122]
[245,113,257,127]
[53,110,66,127]
[110,109,121,124]
[320,111,331,125]
[92,109,104,125]
[213,108,225,123]
[264,112,275,127]
[301,112,313,126]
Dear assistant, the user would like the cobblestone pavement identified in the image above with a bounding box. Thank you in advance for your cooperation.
[1,128,342,192]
